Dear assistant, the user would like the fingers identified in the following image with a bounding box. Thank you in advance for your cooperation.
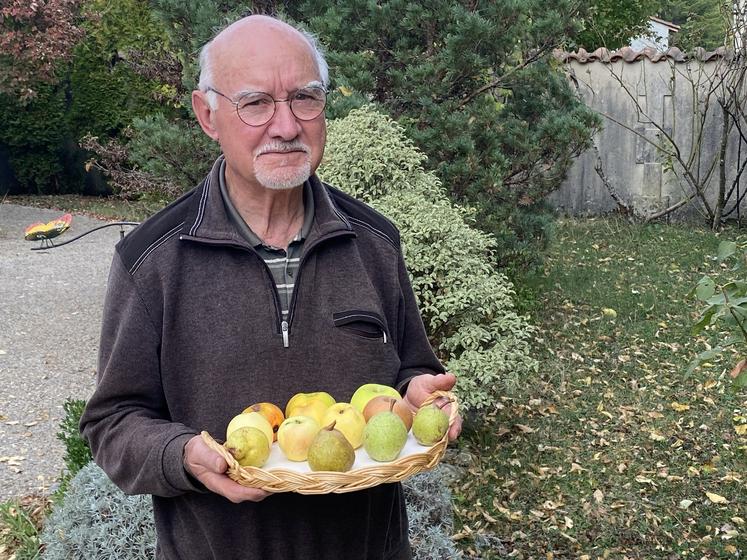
[184,435,271,503]
[200,471,272,503]
[447,414,463,442]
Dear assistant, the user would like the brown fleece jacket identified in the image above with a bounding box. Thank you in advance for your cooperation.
[80,158,445,560]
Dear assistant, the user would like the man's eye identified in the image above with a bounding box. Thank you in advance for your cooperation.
[295,90,323,102]
[239,96,272,109]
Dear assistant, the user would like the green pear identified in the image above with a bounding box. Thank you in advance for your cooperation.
[224,426,270,467]
[412,404,449,446]
[363,403,408,462]
[307,422,356,472]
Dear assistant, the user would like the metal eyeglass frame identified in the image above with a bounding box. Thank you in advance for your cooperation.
[205,86,327,127]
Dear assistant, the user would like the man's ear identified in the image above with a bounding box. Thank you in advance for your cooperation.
[192,90,220,141]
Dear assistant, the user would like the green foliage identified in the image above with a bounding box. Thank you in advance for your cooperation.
[690,240,747,388]
[320,106,538,411]
[67,0,173,139]
[0,0,175,195]
[572,0,658,50]
[149,0,245,90]
[658,0,729,50]
[0,500,43,560]
[0,84,70,194]
[128,114,220,191]
[56,398,93,491]
[290,0,599,269]
[40,463,156,560]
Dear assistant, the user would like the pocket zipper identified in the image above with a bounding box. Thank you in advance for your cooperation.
[332,311,389,343]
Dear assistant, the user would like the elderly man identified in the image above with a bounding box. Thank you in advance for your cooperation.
[81,14,460,560]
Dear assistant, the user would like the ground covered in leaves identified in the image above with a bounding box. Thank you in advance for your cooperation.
[454,218,747,559]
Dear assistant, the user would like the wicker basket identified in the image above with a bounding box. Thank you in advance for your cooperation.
[201,390,458,495]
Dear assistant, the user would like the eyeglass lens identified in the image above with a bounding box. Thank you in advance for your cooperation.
[236,88,326,126]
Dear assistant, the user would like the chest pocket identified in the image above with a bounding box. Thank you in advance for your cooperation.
[333,310,390,343]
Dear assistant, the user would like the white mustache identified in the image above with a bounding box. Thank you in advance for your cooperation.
[256,141,310,156]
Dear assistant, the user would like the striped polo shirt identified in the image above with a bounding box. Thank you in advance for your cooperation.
[219,163,314,320]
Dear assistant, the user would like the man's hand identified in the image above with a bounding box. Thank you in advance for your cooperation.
[183,435,271,503]
[403,372,462,441]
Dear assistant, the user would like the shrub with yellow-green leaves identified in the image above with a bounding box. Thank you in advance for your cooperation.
[319,106,538,411]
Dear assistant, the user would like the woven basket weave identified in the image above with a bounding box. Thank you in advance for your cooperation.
[201,390,458,495]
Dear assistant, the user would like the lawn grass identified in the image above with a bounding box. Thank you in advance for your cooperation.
[454,217,747,558]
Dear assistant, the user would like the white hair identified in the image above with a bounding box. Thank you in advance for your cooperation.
[197,19,329,110]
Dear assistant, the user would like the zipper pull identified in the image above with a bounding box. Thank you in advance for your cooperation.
[382,331,387,344]
[281,320,289,348]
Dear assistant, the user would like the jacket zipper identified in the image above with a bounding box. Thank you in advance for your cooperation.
[180,229,355,348]
[285,230,355,344]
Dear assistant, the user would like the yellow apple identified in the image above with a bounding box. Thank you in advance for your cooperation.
[285,391,336,425]
[226,411,273,447]
[321,403,367,449]
[277,415,321,461]
[363,395,414,431]
[350,383,401,413]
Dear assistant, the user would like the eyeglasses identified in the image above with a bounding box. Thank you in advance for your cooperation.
[206,86,327,127]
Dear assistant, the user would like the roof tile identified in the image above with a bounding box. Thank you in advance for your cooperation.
[555,46,729,64]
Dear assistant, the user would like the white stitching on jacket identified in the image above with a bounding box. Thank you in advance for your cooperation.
[189,173,211,237]
[129,223,184,275]
[347,216,396,248]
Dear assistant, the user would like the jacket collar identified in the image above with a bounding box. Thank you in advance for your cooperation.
[182,156,352,247]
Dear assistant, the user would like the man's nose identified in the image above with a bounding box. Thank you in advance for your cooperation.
[266,100,301,140]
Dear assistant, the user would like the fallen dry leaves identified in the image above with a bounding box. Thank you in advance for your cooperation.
[452,218,747,558]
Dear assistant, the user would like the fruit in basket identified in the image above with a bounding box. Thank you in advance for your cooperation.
[226,411,273,446]
[363,403,408,462]
[412,404,449,446]
[307,422,355,472]
[243,402,284,442]
[224,427,270,467]
[350,383,401,413]
[277,415,321,461]
[363,395,413,431]
[285,391,336,425]
[321,403,366,449]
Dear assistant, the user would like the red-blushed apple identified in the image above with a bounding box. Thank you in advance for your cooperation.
[350,383,400,413]
[285,391,336,425]
[277,415,321,461]
[243,402,285,441]
[363,395,413,431]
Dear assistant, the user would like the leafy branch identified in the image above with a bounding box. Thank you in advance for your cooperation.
[689,240,747,388]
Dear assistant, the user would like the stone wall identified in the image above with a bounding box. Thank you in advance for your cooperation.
[551,47,746,222]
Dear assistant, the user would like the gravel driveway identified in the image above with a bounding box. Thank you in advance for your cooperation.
[0,204,131,502]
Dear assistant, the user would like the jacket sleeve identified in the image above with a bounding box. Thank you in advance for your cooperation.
[394,249,446,393]
[80,251,202,497]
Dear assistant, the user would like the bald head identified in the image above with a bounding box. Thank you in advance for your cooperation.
[198,15,329,108]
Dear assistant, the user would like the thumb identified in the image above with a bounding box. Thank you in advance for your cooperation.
[431,372,457,390]
[213,456,228,473]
